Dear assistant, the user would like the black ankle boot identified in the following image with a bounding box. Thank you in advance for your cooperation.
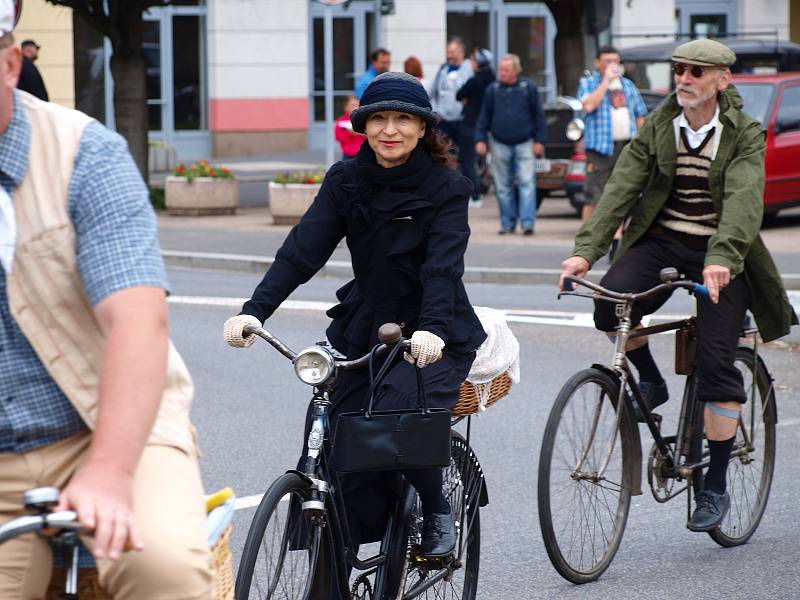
[420,511,456,557]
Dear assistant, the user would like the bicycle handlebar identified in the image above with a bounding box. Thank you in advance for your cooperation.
[242,325,411,370]
[562,275,709,303]
[0,510,82,544]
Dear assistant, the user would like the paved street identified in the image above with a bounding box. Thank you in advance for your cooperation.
[168,266,800,599]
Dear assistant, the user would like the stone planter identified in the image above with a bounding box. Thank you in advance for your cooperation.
[268,181,321,225]
[165,176,239,216]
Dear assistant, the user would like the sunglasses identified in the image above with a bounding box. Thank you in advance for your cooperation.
[673,63,710,78]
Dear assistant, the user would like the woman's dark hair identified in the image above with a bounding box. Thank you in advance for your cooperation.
[420,127,456,168]
[403,56,423,79]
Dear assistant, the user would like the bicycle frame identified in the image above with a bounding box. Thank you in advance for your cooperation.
[578,297,766,503]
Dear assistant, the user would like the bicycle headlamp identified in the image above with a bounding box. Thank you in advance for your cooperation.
[294,346,335,386]
[566,118,585,142]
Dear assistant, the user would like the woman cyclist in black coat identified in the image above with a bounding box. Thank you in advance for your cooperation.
[224,72,486,558]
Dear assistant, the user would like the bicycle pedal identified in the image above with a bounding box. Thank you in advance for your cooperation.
[410,547,453,567]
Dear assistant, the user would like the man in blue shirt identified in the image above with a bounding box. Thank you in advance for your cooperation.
[354,47,391,99]
[475,54,547,235]
[578,45,647,226]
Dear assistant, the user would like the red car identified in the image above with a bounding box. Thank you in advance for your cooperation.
[733,72,800,217]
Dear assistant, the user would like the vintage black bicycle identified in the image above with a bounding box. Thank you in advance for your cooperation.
[235,323,489,600]
[537,268,777,584]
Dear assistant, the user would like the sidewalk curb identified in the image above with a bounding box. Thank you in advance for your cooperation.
[162,250,800,289]
[161,250,599,285]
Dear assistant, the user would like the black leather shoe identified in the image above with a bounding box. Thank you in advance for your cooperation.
[420,511,456,557]
[498,227,515,235]
[522,227,534,236]
[634,380,669,422]
[688,490,730,532]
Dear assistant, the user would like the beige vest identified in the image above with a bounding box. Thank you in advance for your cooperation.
[5,92,196,454]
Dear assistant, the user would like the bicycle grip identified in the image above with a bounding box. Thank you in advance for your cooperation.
[693,283,710,299]
[562,277,575,292]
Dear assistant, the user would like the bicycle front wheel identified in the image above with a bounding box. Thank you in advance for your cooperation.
[538,368,635,584]
[706,347,777,547]
[235,473,323,600]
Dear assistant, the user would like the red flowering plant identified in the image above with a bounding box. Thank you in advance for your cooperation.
[271,170,324,185]
[174,160,236,183]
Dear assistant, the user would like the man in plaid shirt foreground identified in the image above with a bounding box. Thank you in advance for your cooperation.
[0,0,212,596]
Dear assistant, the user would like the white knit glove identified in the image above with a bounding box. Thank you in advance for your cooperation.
[404,330,445,369]
[224,315,262,348]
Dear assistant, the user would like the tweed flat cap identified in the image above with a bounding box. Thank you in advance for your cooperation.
[350,72,438,133]
[672,39,736,67]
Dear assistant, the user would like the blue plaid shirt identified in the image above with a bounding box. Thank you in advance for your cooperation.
[0,91,169,453]
[577,73,648,156]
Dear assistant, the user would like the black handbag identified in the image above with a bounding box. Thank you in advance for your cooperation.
[329,341,452,473]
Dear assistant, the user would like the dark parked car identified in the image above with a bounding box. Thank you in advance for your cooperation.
[539,96,585,214]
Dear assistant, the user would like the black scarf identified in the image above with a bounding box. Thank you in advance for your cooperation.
[354,143,433,190]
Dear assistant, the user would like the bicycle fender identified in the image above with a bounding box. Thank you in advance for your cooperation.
[591,364,643,496]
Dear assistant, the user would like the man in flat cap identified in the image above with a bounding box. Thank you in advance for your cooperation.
[16,38,48,101]
[0,0,212,597]
[560,38,796,531]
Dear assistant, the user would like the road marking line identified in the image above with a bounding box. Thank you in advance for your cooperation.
[168,296,694,330]
[234,494,265,510]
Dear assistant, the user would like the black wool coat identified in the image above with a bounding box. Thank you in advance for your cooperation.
[242,144,487,358]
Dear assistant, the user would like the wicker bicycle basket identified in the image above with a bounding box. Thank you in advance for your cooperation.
[452,371,514,417]
[46,524,234,600]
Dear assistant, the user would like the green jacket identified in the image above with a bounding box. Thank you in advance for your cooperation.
[573,85,797,342]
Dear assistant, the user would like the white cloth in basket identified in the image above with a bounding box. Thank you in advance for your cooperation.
[465,306,520,411]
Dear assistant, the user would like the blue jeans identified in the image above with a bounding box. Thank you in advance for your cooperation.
[489,138,537,231]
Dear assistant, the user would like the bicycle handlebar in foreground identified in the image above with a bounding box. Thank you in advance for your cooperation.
[0,510,82,544]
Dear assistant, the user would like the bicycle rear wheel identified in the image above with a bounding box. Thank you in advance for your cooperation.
[235,472,323,600]
[702,347,777,547]
[396,431,483,599]
[538,368,636,584]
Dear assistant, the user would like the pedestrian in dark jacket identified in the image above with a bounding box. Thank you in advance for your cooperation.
[475,53,547,234]
[225,72,486,564]
[456,48,495,208]
[17,39,48,101]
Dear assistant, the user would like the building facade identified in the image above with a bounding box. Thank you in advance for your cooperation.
[14,0,798,161]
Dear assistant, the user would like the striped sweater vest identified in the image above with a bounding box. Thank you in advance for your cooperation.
[656,127,718,250]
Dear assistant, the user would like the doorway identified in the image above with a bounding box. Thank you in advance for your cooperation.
[104,4,209,160]
[308,2,376,149]
[445,1,556,102]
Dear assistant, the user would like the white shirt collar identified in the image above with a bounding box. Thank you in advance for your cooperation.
[673,104,723,160]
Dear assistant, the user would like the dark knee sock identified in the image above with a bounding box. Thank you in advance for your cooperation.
[704,437,735,495]
[403,468,449,514]
[627,344,663,384]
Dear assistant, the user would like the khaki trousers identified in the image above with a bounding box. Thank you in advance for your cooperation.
[0,432,213,600]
